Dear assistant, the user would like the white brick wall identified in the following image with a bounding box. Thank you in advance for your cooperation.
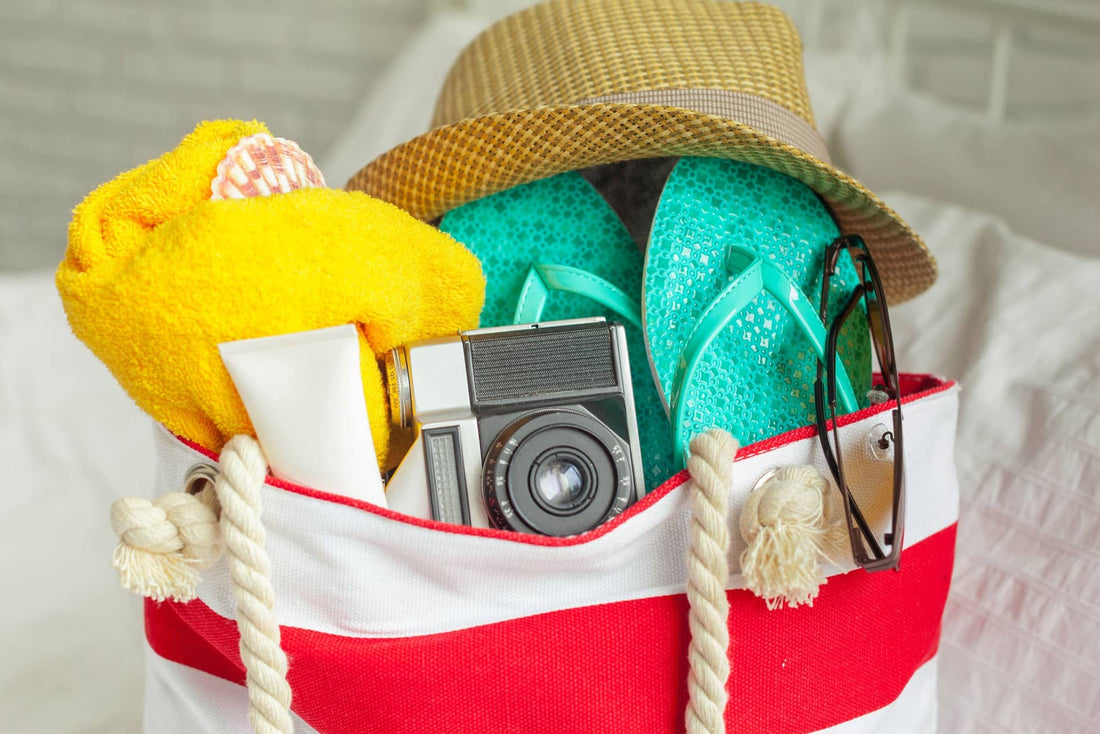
[0,0,429,270]
[3,0,1098,270]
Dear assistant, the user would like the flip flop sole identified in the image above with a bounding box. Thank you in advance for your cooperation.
[643,158,871,447]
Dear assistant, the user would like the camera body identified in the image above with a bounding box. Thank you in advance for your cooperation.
[384,318,645,536]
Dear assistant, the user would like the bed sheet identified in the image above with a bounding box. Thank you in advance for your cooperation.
[5,10,1100,734]
[884,193,1100,732]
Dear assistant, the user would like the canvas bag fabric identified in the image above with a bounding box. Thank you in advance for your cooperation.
[141,374,959,734]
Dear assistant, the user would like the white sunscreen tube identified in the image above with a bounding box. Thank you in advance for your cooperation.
[219,324,387,508]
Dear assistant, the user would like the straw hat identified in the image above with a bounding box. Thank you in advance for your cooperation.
[346,0,936,303]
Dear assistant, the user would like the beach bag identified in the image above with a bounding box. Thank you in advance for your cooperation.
[136,373,958,734]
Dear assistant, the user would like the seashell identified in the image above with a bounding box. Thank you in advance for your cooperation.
[211,133,326,200]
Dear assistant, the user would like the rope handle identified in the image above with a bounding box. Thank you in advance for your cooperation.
[683,429,844,734]
[685,430,737,734]
[111,431,841,734]
[111,435,294,734]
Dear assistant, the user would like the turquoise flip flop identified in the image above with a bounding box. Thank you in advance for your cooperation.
[439,172,676,487]
[643,157,872,461]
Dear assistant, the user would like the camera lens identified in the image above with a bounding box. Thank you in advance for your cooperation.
[532,451,594,513]
[483,408,636,536]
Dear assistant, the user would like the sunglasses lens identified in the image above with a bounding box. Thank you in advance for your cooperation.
[864,286,898,396]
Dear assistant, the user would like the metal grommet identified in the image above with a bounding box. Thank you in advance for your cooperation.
[183,464,219,495]
[751,468,779,493]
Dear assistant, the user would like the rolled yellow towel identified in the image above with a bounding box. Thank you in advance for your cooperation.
[57,120,484,468]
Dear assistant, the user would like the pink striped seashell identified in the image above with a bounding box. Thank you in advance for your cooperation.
[210,133,326,200]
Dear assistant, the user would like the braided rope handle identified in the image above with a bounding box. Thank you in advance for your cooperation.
[109,435,293,734]
[112,427,830,734]
[217,436,294,734]
[684,429,739,734]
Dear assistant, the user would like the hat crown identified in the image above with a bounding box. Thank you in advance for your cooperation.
[349,0,936,304]
[432,0,815,130]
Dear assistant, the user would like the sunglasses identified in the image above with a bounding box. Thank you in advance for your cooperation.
[814,234,905,572]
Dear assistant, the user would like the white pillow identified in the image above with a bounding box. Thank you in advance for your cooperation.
[812,50,1100,259]
[0,272,152,733]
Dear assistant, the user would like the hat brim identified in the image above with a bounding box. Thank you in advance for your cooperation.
[346,103,935,304]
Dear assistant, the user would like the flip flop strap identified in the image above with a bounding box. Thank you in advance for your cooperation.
[747,254,860,415]
[669,247,860,464]
[513,263,643,329]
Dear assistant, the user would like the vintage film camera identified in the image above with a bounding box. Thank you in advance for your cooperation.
[384,318,645,537]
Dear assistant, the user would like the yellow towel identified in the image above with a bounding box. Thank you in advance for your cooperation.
[58,120,484,468]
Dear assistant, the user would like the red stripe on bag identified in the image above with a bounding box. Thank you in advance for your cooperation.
[146,524,955,734]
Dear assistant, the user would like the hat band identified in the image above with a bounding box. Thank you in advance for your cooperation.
[575,89,830,164]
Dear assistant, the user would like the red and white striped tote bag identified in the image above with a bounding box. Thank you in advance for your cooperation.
[141,375,958,733]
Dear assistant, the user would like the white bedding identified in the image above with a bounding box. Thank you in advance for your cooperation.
[3,9,1099,734]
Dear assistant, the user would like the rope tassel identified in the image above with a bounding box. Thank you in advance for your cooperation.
[739,465,846,610]
[110,489,221,602]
